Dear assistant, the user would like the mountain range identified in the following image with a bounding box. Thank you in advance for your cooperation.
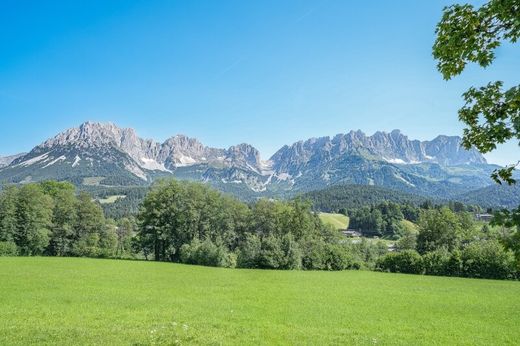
[0,121,516,206]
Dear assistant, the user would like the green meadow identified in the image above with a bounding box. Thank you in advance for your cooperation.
[1,257,519,345]
[319,212,350,230]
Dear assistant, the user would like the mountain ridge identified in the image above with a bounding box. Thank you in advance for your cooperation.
[0,121,502,200]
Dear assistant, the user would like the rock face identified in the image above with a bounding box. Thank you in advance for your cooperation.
[27,121,268,172]
[0,153,26,168]
[270,130,485,175]
[0,122,495,198]
[1,122,271,189]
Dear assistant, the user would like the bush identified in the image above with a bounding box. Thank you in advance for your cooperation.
[422,248,451,276]
[72,234,101,257]
[179,238,236,268]
[301,240,352,271]
[322,243,352,271]
[0,241,18,256]
[351,239,388,269]
[301,239,327,270]
[258,235,285,269]
[236,234,262,268]
[279,234,302,270]
[460,240,517,280]
[377,250,423,274]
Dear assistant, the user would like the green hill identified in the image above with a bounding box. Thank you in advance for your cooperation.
[1,257,519,345]
[301,184,431,212]
[454,183,520,209]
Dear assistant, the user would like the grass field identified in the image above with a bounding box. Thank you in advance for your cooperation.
[1,258,520,345]
[82,177,105,186]
[319,212,350,230]
[98,194,126,204]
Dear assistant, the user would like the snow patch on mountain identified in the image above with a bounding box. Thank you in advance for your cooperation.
[18,153,50,167]
[72,155,81,167]
[384,157,406,164]
[175,154,197,167]
[42,155,66,168]
[125,164,147,180]
[139,157,170,172]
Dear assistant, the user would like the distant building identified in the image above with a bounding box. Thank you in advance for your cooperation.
[475,213,493,222]
[342,230,362,237]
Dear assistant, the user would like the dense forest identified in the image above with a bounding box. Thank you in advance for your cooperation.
[0,179,518,279]
[61,183,520,222]
[301,185,434,212]
[0,181,134,258]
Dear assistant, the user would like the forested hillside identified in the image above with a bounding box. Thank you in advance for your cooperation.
[455,184,520,209]
[301,184,432,212]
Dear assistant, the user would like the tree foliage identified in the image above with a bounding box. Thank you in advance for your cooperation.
[433,0,519,184]
[0,182,118,258]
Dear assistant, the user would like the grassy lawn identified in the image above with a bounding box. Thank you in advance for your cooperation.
[319,212,350,230]
[98,194,126,204]
[82,177,105,186]
[1,257,520,345]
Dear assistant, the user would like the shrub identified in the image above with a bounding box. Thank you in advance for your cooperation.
[351,239,388,269]
[258,235,285,269]
[72,234,101,257]
[301,239,327,270]
[301,240,352,271]
[236,234,262,268]
[237,234,303,270]
[322,243,352,271]
[279,234,302,270]
[460,240,517,280]
[377,250,423,274]
[0,241,18,256]
[179,238,236,268]
[422,248,451,276]
[445,249,463,277]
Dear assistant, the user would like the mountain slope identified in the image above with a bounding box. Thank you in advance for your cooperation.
[0,153,25,168]
[454,184,520,209]
[0,121,504,201]
[0,122,271,190]
[301,184,432,212]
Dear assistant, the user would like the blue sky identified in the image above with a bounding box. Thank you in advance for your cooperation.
[0,0,518,164]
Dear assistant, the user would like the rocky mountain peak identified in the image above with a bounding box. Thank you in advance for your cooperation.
[270,129,486,170]
[0,122,490,195]
[38,121,140,150]
[226,143,262,171]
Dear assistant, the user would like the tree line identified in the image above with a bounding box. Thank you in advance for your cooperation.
[1,179,518,279]
[0,181,134,258]
[377,206,518,280]
[134,180,376,270]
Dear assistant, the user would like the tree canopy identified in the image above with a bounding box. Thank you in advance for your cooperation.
[433,0,519,184]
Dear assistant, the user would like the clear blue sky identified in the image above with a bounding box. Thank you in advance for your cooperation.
[1,0,518,164]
